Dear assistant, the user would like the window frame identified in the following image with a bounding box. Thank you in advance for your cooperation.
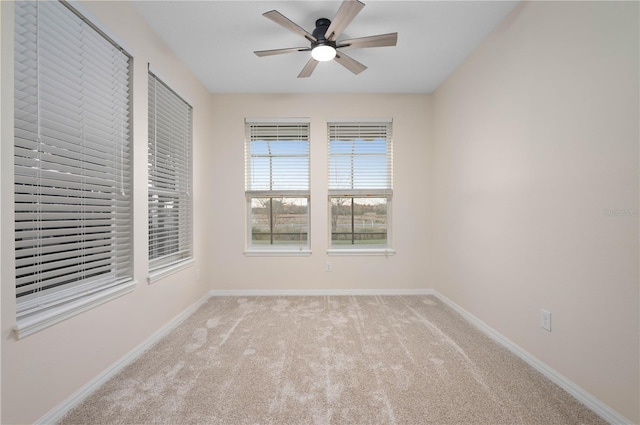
[244,119,311,256]
[327,120,395,255]
[147,69,194,282]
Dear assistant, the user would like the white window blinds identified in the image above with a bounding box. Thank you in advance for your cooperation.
[245,121,310,195]
[148,72,193,272]
[328,121,393,195]
[14,0,133,335]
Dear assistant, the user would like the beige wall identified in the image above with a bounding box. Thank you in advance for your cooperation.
[0,1,213,423]
[430,1,639,422]
[207,94,431,292]
[1,0,638,423]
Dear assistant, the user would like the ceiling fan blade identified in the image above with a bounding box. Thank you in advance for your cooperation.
[297,58,319,78]
[324,0,365,41]
[337,32,398,50]
[263,10,316,42]
[254,47,311,57]
[334,51,367,75]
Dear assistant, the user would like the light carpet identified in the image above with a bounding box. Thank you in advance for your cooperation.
[60,295,605,424]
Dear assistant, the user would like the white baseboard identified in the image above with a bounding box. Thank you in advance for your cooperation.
[36,289,629,425]
[35,292,212,425]
[433,290,631,425]
[209,288,434,297]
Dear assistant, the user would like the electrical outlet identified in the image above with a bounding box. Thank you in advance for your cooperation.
[325,261,332,272]
[541,309,552,332]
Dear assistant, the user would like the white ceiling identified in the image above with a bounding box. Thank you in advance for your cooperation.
[132,1,519,94]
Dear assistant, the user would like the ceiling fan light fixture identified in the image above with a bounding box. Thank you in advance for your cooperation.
[311,44,336,62]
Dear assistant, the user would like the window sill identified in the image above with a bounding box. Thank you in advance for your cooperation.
[148,258,195,284]
[327,248,396,257]
[244,249,312,257]
[14,279,137,339]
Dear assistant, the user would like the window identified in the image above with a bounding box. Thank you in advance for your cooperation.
[13,1,133,337]
[328,120,393,252]
[245,120,310,254]
[148,71,193,278]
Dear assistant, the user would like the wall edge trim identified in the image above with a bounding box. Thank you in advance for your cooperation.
[35,288,629,425]
[209,289,434,296]
[34,291,212,425]
[433,290,631,425]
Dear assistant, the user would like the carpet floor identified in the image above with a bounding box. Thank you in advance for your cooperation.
[60,295,605,424]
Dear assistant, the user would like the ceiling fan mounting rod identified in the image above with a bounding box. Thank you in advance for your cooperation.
[312,18,334,45]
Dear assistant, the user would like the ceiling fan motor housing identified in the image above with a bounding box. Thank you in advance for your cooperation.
[311,18,336,49]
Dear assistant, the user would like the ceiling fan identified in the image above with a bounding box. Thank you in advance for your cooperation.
[254,0,398,78]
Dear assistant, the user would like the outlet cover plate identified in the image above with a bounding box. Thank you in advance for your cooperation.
[541,309,552,332]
